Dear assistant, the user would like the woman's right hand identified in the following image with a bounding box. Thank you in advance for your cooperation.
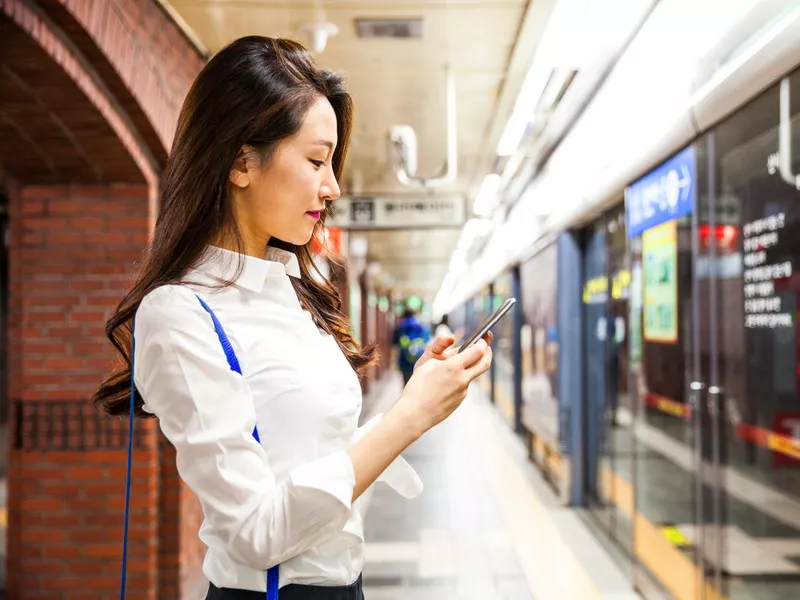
[396,339,493,436]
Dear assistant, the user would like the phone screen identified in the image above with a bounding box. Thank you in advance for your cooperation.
[457,297,516,353]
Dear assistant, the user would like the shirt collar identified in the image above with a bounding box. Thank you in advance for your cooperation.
[191,245,302,292]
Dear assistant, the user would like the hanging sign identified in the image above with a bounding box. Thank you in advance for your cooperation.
[328,195,466,229]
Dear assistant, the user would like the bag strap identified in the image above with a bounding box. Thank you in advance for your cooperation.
[195,296,279,599]
[120,327,136,600]
[121,295,279,600]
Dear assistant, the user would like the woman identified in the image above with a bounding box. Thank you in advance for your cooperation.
[93,36,492,600]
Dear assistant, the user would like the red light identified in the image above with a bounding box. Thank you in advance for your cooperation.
[699,224,739,252]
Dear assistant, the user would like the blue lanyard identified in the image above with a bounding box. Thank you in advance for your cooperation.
[121,295,279,599]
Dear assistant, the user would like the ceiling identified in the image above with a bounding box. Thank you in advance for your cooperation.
[166,0,546,296]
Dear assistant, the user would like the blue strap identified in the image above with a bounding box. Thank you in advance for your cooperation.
[195,295,278,600]
[121,296,279,600]
[120,328,135,600]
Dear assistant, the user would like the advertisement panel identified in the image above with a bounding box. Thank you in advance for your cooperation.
[642,221,678,343]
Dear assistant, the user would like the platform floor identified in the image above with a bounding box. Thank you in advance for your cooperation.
[359,372,639,600]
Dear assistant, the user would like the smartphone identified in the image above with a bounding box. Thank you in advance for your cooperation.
[457,297,516,353]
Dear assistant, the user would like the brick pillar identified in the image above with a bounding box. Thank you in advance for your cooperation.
[7,183,159,599]
[158,439,205,599]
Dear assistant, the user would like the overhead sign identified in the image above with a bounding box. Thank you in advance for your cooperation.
[328,195,466,229]
[625,145,696,238]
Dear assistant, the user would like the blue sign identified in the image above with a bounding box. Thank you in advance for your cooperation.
[625,145,696,238]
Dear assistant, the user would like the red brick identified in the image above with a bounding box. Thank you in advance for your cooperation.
[20,497,65,512]
[108,184,149,198]
[23,232,43,245]
[69,216,105,230]
[70,279,108,292]
[22,198,46,215]
[22,185,67,200]
[43,356,84,369]
[67,185,107,199]
[25,217,69,230]
[22,280,64,292]
[23,342,65,355]
[47,199,84,215]
[23,529,68,544]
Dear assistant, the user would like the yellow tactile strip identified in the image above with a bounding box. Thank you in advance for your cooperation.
[461,394,637,600]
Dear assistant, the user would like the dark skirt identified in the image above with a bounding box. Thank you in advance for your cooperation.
[206,575,364,600]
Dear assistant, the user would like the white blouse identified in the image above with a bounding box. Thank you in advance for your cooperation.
[133,246,422,591]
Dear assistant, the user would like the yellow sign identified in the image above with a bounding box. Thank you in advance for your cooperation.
[661,525,691,547]
[642,221,678,343]
[612,269,631,300]
[583,276,608,304]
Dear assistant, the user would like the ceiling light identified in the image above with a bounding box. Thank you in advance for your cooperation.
[472,174,502,216]
[299,20,339,54]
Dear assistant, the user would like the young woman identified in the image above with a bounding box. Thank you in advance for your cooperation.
[94,36,492,600]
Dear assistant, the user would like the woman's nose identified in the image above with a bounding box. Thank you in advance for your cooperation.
[322,172,340,201]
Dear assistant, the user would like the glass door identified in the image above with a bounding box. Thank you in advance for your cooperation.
[584,208,636,554]
[704,70,800,600]
[631,69,800,600]
[628,144,710,600]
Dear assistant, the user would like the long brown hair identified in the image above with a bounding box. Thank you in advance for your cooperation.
[94,36,377,417]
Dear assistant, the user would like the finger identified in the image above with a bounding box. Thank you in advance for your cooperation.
[466,346,493,379]
[482,331,494,345]
[428,335,456,355]
[455,339,488,369]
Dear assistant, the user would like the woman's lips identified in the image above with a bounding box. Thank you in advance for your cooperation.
[306,211,322,220]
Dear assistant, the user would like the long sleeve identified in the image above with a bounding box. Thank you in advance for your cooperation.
[133,285,356,571]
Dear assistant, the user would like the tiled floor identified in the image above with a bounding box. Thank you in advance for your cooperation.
[361,378,532,599]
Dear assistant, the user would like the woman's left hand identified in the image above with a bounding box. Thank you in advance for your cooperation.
[414,332,493,373]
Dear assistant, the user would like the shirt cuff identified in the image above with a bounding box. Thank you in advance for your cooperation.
[289,450,356,510]
[356,414,424,499]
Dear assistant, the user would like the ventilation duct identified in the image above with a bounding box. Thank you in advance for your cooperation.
[388,66,457,189]
[355,18,423,39]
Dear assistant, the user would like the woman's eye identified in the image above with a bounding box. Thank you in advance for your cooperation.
[310,159,325,169]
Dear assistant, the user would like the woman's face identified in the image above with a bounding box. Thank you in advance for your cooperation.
[229,96,341,255]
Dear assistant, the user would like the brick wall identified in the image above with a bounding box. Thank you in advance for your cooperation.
[36,0,206,160]
[1,0,210,596]
[6,184,162,599]
[6,186,208,599]
[7,184,150,404]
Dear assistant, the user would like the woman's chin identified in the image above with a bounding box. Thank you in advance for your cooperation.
[285,228,315,247]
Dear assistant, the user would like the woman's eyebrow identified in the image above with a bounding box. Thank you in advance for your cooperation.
[314,140,335,150]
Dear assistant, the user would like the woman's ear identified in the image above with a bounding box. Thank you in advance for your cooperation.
[229,145,255,189]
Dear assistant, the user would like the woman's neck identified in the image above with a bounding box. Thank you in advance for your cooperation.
[214,231,270,259]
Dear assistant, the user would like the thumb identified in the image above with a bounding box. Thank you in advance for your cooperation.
[428,335,455,354]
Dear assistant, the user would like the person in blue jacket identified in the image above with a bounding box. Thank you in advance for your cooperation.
[393,307,431,384]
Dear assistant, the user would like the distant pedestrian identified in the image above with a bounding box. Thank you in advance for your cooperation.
[393,307,431,384]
